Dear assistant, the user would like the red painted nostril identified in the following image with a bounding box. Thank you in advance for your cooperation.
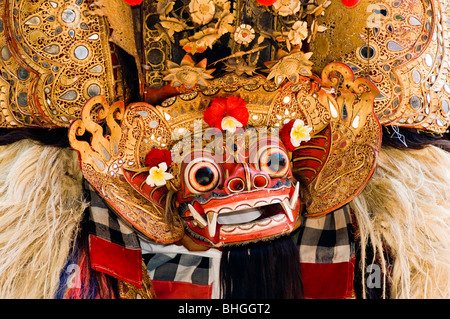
[227,178,245,192]
[253,175,269,188]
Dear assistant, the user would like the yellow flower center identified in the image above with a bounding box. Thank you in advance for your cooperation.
[221,116,242,133]
[150,167,165,182]
[200,3,211,14]
[292,126,308,140]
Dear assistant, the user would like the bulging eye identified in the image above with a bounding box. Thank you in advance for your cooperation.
[186,159,221,193]
[259,147,289,178]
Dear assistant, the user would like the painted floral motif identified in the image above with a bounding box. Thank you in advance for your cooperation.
[272,0,301,16]
[234,24,256,46]
[180,28,222,54]
[266,49,314,85]
[163,55,215,89]
[288,21,308,45]
[152,0,331,88]
[188,0,215,25]
[223,58,257,76]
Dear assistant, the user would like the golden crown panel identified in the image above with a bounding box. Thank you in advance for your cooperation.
[0,0,120,128]
[310,0,450,133]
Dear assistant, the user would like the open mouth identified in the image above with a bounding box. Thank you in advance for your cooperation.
[185,181,300,238]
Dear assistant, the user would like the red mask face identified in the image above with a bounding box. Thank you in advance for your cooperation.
[175,129,302,247]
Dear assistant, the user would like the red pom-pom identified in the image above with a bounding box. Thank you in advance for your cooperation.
[280,120,295,151]
[144,148,172,168]
[341,0,360,7]
[122,0,143,5]
[203,96,249,131]
[225,96,249,126]
[256,0,278,5]
[204,97,227,130]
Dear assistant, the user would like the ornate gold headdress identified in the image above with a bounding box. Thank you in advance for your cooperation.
[310,0,450,133]
[0,0,139,128]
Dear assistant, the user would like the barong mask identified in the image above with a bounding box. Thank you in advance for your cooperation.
[68,62,382,247]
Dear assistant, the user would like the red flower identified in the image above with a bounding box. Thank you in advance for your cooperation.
[144,148,172,168]
[203,96,249,131]
[122,0,143,5]
[256,0,278,5]
[280,120,295,151]
[341,0,360,7]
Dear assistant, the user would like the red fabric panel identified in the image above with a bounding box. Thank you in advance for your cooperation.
[89,235,142,288]
[301,258,355,299]
[152,280,213,299]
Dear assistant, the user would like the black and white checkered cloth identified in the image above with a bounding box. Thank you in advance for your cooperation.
[143,252,211,286]
[84,180,140,250]
[139,239,222,298]
[296,204,355,263]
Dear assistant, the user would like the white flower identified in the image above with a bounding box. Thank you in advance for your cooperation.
[290,119,312,147]
[221,116,243,133]
[145,162,174,187]
[272,0,301,17]
[189,0,215,25]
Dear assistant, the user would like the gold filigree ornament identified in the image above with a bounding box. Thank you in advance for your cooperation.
[309,0,450,134]
[68,63,381,243]
[68,95,185,243]
[0,0,139,128]
[265,49,314,86]
[118,262,157,299]
[142,0,333,90]
[163,55,215,90]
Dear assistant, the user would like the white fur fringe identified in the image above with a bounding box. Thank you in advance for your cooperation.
[0,139,87,298]
[350,145,450,298]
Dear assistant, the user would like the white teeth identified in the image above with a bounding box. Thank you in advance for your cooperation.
[281,198,294,222]
[290,182,300,210]
[235,204,252,211]
[219,208,233,214]
[272,213,286,222]
[206,212,218,237]
[189,186,299,236]
[217,208,262,225]
[254,201,268,207]
[188,204,207,227]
